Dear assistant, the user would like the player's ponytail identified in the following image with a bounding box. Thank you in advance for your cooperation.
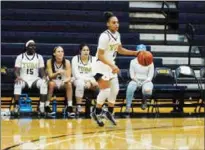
[104,11,114,22]
[51,47,57,73]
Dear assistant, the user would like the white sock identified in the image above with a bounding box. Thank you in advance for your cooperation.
[68,100,73,107]
[40,102,45,107]
[45,101,50,106]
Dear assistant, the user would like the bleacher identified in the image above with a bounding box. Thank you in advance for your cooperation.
[178,2,205,46]
[1,1,204,117]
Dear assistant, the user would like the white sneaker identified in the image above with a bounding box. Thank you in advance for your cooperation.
[67,112,75,118]
[14,105,19,113]
[76,105,82,113]
[39,106,45,113]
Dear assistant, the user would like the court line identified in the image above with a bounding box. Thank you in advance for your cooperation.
[35,131,168,150]
[3,125,204,150]
[111,135,168,150]
[34,134,100,149]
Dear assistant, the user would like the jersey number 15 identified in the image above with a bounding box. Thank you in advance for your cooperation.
[27,69,34,75]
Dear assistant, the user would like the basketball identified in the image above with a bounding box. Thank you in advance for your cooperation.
[137,51,153,66]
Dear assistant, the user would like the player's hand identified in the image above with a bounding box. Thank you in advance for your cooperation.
[63,78,71,83]
[133,51,139,57]
[15,76,24,84]
[111,65,120,74]
[57,70,65,75]
[85,81,92,89]
[42,76,49,83]
[90,78,98,87]
[142,79,151,85]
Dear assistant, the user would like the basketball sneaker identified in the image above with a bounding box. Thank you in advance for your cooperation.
[90,112,104,127]
[104,111,117,126]
[64,106,75,118]
[141,99,147,110]
[45,106,56,115]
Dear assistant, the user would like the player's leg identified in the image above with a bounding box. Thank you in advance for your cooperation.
[141,81,153,110]
[63,81,75,117]
[89,78,98,90]
[34,78,48,114]
[44,81,56,115]
[91,74,110,127]
[105,77,119,125]
[13,81,27,113]
[125,80,138,113]
[74,79,85,114]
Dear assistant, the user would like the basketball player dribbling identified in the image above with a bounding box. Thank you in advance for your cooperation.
[91,12,140,127]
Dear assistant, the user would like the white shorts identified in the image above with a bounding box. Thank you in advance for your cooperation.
[53,80,64,89]
[24,77,41,88]
[92,61,117,81]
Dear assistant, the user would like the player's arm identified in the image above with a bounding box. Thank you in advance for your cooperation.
[14,55,23,82]
[143,63,154,84]
[14,67,21,79]
[129,60,135,81]
[147,63,154,81]
[71,56,81,79]
[97,33,119,73]
[38,56,47,79]
[117,45,139,56]
[98,49,119,74]
[98,49,116,68]
[46,59,60,80]
[129,60,138,83]
[39,67,47,79]
[64,60,71,82]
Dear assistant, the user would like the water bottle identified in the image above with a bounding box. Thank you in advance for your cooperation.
[52,96,57,113]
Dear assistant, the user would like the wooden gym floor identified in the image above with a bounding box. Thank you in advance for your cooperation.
[1,117,204,150]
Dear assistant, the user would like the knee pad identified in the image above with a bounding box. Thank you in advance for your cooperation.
[37,79,48,95]
[108,78,119,104]
[97,88,110,105]
[14,81,26,95]
[75,80,85,98]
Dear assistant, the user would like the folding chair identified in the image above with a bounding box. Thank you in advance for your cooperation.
[151,67,176,115]
[197,67,205,112]
[175,66,202,113]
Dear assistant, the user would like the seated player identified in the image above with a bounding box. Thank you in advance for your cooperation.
[71,43,98,114]
[46,46,75,117]
[125,44,154,113]
[13,40,48,114]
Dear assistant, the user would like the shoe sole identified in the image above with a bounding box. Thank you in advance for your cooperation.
[90,113,104,127]
[104,113,117,126]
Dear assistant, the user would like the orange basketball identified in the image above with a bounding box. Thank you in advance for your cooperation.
[137,51,153,66]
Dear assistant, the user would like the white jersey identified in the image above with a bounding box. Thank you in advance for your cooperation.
[130,58,154,81]
[72,55,96,80]
[15,53,44,81]
[96,30,121,64]
[53,62,66,81]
